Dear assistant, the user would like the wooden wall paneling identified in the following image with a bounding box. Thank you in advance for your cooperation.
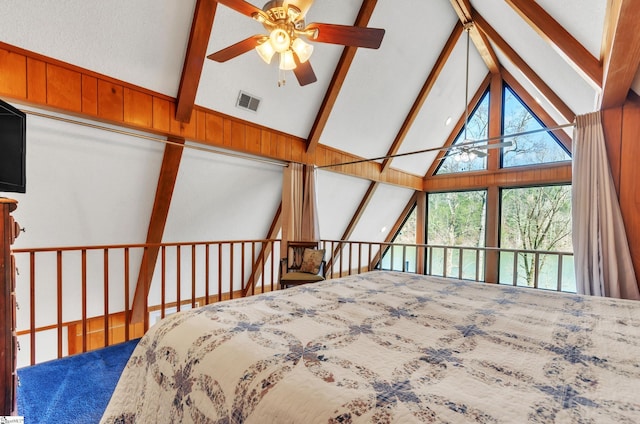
[246,125,261,155]
[27,58,46,104]
[152,97,171,133]
[260,129,272,157]
[0,49,26,99]
[230,120,246,151]
[81,75,98,115]
[97,80,124,122]
[46,64,82,112]
[619,100,640,284]
[124,88,153,128]
[601,107,623,194]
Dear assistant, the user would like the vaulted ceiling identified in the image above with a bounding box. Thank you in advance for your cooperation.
[1,0,640,250]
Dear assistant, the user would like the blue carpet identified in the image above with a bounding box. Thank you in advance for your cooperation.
[17,339,139,424]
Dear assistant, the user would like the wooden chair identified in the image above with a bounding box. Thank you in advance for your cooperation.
[279,241,326,289]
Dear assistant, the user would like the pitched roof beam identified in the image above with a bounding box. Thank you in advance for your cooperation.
[449,0,500,73]
[599,0,640,109]
[175,0,218,123]
[473,12,575,123]
[306,0,379,155]
[380,22,464,172]
[504,0,602,89]
[131,138,185,323]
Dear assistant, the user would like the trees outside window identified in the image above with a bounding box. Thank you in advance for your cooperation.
[502,86,570,167]
[427,191,487,278]
[499,185,575,291]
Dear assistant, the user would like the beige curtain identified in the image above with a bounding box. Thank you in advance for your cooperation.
[572,111,640,300]
[301,165,320,242]
[281,164,320,256]
[281,163,303,256]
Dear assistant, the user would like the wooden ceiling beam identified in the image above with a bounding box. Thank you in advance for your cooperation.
[599,0,640,109]
[381,22,464,172]
[306,0,379,156]
[131,137,185,323]
[473,12,575,123]
[504,0,602,88]
[175,0,217,123]
[449,0,500,73]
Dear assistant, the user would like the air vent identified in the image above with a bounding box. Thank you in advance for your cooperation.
[236,91,261,112]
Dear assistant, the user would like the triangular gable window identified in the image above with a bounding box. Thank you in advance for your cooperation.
[436,91,490,175]
[502,85,570,167]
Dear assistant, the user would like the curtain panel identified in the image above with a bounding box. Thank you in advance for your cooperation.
[572,111,640,300]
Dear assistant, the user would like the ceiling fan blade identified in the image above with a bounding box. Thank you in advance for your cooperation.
[207,35,264,62]
[471,150,487,158]
[292,54,317,86]
[305,23,385,49]
[473,141,514,150]
[216,0,268,20]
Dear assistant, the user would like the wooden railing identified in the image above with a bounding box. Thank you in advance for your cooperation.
[12,238,574,367]
[12,239,281,367]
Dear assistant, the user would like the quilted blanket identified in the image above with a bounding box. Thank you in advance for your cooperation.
[101,271,640,423]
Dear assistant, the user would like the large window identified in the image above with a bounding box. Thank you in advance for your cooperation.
[502,86,571,167]
[379,207,417,272]
[427,191,487,278]
[499,185,575,291]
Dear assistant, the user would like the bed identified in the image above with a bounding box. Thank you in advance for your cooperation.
[100,271,640,423]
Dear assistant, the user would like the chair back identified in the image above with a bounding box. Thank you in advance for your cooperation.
[285,241,321,272]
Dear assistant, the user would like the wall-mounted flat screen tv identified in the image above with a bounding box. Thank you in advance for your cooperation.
[0,99,26,193]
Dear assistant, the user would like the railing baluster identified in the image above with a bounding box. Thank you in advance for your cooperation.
[124,248,130,342]
[533,252,540,289]
[81,249,87,353]
[458,248,463,280]
[443,247,448,278]
[161,246,166,319]
[56,251,63,359]
[205,244,210,304]
[229,242,234,299]
[557,253,564,292]
[475,249,480,282]
[512,251,518,286]
[176,245,181,313]
[29,252,36,365]
[218,243,222,302]
[103,249,109,348]
[192,245,197,309]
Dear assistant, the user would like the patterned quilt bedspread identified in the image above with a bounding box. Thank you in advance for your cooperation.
[101,271,640,423]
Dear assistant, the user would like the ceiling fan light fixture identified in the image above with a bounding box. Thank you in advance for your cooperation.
[279,49,297,70]
[255,39,276,64]
[270,27,291,53]
[291,37,313,63]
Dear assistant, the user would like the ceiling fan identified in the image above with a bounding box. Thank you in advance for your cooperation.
[207,0,385,86]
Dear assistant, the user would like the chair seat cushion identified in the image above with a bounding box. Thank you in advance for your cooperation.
[281,272,325,282]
